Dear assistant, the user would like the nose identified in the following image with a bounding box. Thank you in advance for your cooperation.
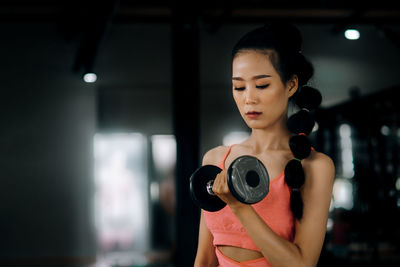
[245,87,258,104]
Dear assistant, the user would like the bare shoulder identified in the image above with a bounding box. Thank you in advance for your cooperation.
[202,145,230,166]
[302,150,335,184]
[304,150,335,169]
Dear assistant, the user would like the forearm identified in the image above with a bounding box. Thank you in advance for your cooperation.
[231,205,305,267]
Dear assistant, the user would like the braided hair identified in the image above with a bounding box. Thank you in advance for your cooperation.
[232,23,322,220]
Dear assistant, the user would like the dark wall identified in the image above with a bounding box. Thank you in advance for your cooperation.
[0,24,97,262]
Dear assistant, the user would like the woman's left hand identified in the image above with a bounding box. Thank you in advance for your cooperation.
[212,169,248,211]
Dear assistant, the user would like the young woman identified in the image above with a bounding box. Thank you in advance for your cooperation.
[194,23,335,267]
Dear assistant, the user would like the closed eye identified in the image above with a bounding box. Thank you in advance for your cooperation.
[256,84,269,89]
[234,84,269,90]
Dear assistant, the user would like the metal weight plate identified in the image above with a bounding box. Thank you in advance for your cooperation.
[189,165,227,212]
[227,156,270,204]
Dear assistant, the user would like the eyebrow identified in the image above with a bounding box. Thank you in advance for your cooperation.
[232,74,272,81]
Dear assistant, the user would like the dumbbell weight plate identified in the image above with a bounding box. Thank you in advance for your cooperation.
[227,155,270,204]
[189,165,227,212]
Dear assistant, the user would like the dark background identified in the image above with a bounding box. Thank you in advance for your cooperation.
[1,0,400,266]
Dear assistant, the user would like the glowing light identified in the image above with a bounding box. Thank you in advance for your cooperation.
[312,121,319,132]
[83,73,97,83]
[223,131,250,146]
[395,177,400,190]
[151,135,176,172]
[329,197,334,212]
[339,124,351,138]
[339,124,354,178]
[333,178,354,210]
[326,218,334,231]
[381,125,390,136]
[150,182,160,202]
[344,29,360,40]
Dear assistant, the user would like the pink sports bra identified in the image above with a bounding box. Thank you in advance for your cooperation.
[203,145,295,252]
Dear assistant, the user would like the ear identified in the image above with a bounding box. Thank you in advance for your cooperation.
[286,75,299,98]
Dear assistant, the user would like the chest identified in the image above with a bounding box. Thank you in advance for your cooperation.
[224,149,291,182]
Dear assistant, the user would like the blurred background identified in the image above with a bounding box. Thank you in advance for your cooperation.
[1,0,400,266]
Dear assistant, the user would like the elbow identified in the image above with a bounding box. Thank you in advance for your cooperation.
[290,259,309,267]
[194,260,217,267]
[291,244,316,267]
[194,256,218,267]
[298,262,318,267]
[288,260,313,267]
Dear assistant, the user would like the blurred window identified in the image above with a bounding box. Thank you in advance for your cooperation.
[93,133,149,265]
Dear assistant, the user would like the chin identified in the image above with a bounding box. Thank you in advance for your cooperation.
[245,120,270,129]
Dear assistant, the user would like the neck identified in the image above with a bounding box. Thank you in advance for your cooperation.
[246,118,292,154]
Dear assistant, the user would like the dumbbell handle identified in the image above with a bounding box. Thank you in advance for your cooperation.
[206,180,215,196]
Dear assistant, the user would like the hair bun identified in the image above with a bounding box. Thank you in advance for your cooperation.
[295,86,322,110]
[289,135,311,159]
[287,110,315,135]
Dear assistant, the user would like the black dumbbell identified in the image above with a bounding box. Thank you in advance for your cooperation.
[189,155,270,212]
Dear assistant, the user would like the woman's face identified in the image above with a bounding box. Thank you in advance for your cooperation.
[232,50,298,130]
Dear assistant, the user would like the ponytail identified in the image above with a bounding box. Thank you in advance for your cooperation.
[285,85,322,220]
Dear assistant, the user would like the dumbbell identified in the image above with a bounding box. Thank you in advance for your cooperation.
[189,155,270,212]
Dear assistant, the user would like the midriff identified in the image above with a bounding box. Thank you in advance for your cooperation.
[217,245,263,262]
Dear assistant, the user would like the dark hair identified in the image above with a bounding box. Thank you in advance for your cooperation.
[232,22,322,220]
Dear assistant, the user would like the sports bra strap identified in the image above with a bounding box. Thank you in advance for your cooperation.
[217,145,233,170]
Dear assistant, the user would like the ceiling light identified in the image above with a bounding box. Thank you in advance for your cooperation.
[83,73,97,83]
[344,29,360,40]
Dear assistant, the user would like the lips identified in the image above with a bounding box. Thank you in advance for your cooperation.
[246,111,262,115]
[245,111,262,119]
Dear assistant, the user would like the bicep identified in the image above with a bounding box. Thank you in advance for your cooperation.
[194,210,218,266]
[293,154,335,267]
[202,145,228,166]
[194,146,226,266]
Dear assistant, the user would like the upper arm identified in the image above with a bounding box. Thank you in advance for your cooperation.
[293,152,335,267]
[194,211,218,266]
[194,146,227,266]
[202,145,227,166]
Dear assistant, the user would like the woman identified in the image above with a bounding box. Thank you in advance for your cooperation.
[194,23,335,267]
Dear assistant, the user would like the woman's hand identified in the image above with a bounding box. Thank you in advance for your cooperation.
[212,169,248,211]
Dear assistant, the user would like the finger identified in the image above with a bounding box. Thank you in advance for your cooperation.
[220,170,229,193]
[221,170,227,182]
[214,171,228,195]
[212,172,221,194]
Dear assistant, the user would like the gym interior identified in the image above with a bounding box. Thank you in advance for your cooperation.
[1,1,400,267]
